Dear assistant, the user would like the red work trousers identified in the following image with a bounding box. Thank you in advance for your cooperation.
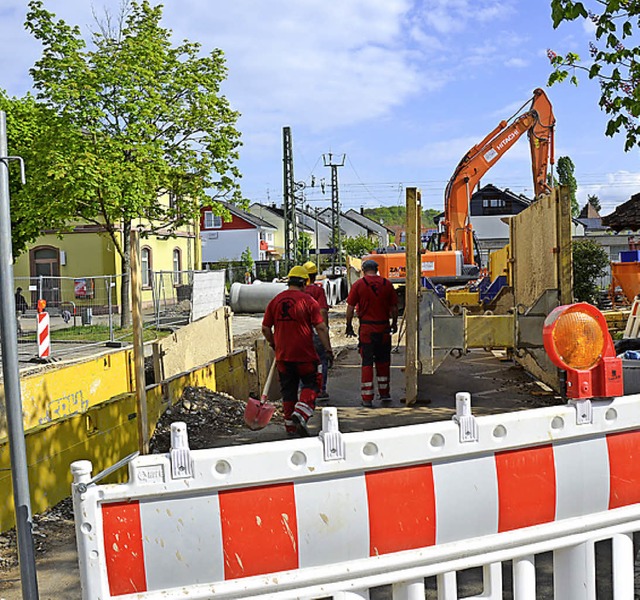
[277,361,320,434]
[358,328,391,404]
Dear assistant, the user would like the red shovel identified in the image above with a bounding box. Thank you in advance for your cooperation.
[244,360,277,430]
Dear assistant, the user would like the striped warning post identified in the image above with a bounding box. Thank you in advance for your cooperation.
[82,428,640,597]
[37,311,50,358]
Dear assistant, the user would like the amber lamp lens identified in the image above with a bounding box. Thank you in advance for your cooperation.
[552,310,604,370]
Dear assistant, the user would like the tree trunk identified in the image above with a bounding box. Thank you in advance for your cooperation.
[120,220,132,328]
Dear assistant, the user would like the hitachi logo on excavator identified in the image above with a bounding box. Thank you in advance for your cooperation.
[496,130,519,151]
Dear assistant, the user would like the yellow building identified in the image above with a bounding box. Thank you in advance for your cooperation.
[13,211,200,312]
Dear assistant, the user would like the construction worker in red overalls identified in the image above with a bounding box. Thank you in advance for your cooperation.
[262,266,334,436]
[345,259,398,407]
[303,261,330,400]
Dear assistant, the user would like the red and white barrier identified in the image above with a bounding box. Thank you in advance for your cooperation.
[37,311,50,358]
[72,396,640,599]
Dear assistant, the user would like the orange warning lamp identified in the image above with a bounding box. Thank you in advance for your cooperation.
[37,299,47,314]
[543,302,623,399]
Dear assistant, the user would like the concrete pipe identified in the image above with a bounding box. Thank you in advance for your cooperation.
[229,281,287,313]
[327,280,338,306]
[331,280,339,305]
[323,280,333,306]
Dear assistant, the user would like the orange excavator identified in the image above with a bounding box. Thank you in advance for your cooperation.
[366,88,556,285]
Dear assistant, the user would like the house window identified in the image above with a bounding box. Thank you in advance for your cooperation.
[204,211,223,229]
[141,247,152,288]
[173,248,182,285]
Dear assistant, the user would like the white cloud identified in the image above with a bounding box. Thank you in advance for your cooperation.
[161,0,423,135]
[504,57,529,68]
[578,171,640,213]
[418,0,514,34]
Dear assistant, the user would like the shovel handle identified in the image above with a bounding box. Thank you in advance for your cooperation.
[260,359,277,405]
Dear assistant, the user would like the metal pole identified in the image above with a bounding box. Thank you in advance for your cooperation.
[0,111,39,598]
[107,276,114,342]
[130,230,149,454]
[315,207,319,270]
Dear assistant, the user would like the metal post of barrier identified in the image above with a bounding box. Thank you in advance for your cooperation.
[513,555,535,599]
[107,276,113,342]
[436,571,456,598]
[612,533,634,597]
[334,591,369,599]
[554,542,596,599]
[391,578,425,599]
[481,563,502,598]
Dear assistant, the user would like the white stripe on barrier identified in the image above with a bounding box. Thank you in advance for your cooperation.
[72,396,640,599]
[140,494,224,589]
[296,474,369,568]
[434,454,498,544]
[554,436,609,519]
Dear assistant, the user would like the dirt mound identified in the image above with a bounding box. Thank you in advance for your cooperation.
[149,386,282,452]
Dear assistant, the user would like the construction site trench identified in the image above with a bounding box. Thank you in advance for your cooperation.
[0,302,571,600]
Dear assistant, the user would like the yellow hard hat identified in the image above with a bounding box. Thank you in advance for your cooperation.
[303,261,317,275]
[287,265,310,280]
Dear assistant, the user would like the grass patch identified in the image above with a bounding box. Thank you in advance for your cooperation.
[50,325,170,343]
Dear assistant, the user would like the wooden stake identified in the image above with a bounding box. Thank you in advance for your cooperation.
[405,187,421,406]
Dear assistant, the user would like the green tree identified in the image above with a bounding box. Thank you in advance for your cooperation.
[240,246,253,276]
[556,156,579,216]
[296,232,312,263]
[548,1,640,150]
[587,194,601,213]
[363,206,438,228]
[23,0,242,325]
[343,234,377,257]
[572,238,609,303]
[0,92,77,257]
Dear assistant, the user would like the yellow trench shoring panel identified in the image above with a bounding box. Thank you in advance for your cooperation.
[465,314,514,349]
[0,349,248,533]
[0,350,135,441]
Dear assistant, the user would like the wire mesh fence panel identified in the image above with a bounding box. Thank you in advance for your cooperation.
[153,270,194,328]
[254,260,281,282]
[12,274,127,359]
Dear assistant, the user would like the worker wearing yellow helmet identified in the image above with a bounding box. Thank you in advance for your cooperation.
[262,265,333,437]
[302,261,330,400]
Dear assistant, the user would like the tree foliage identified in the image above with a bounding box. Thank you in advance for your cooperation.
[587,193,601,212]
[240,246,253,274]
[548,0,640,150]
[556,156,579,216]
[572,238,609,303]
[21,0,242,324]
[0,92,78,257]
[363,206,438,228]
[296,232,312,263]
[343,234,377,257]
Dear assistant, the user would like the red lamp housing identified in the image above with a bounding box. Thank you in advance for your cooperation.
[543,302,623,399]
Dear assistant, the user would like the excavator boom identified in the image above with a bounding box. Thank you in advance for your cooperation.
[364,88,555,286]
[442,88,555,265]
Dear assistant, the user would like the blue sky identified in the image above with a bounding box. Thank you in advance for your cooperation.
[1,0,639,216]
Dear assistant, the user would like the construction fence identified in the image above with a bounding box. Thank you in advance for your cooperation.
[13,270,226,359]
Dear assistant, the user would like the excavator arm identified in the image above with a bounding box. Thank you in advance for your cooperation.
[442,88,555,266]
